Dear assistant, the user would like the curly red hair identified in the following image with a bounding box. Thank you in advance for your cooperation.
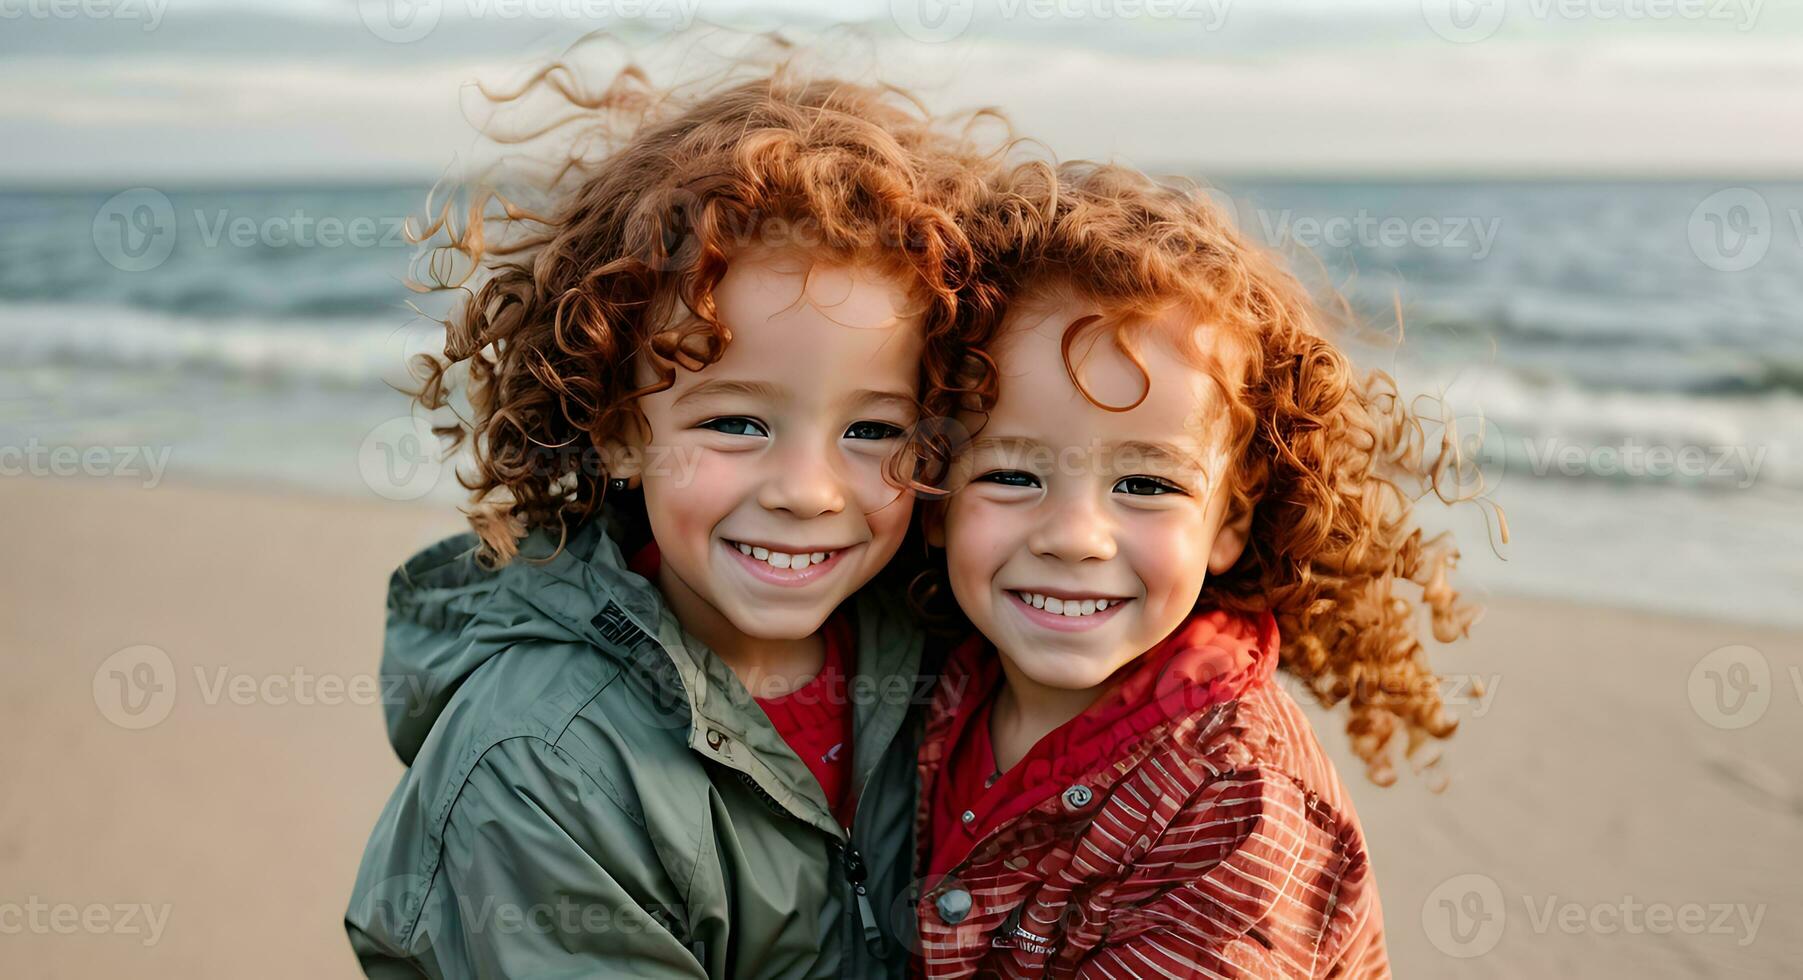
[407,56,1004,564]
[954,160,1490,786]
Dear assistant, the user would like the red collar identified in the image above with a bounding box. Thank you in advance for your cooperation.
[926,607,1279,875]
[944,606,1278,747]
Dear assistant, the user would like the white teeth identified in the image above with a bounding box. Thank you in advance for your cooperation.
[1015,592,1118,618]
[733,542,835,572]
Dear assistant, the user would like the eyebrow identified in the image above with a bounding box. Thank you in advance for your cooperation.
[672,379,785,406]
[854,389,920,415]
[672,379,918,414]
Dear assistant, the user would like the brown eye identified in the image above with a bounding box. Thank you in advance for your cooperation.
[976,470,1039,489]
[844,421,904,440]
[1114,475,1182,496]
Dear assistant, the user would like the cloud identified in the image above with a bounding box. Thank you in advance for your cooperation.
[3,3,1800,182]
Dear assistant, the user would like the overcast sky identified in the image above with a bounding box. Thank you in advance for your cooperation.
[3,0,1800,183]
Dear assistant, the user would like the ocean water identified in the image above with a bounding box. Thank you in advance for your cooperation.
[3,181,1800,627]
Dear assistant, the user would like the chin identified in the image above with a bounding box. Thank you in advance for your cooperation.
[1005,646,1129,693]
[726,605,831,642]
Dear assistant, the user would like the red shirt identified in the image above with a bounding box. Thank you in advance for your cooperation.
[913,609,1391,978]
[629,542,857,826]
[927,610,1265,879]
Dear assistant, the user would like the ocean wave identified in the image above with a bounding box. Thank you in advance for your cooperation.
[1404,365,1803,493]
[0,302,444,390]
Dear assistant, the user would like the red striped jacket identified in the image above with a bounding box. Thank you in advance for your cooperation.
[913,610,1390,978]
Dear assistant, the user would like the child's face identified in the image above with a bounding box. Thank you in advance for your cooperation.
[937,297,1249,693]
[619,248,924,643]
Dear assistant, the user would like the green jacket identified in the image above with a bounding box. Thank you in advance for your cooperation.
[345,519,926,979]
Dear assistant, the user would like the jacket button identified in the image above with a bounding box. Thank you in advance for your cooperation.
[935,888,972,925]
[705,729,726,750]
[960,809,976,825]
[1062,784,1094,809]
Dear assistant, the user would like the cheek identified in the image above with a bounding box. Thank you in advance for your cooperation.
[862,484,915,556]
[645,453,746,542]
[1122,514,1211,603]
[942,496,1017,590]
[843,453,915,536]
[844,452,907,509]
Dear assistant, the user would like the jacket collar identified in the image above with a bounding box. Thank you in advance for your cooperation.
[924,607,1279,834]
[500,520,924,837]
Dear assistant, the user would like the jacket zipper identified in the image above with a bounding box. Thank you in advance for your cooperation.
[837,841,884,952]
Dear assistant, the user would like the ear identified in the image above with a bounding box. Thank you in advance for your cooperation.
[1207,498,1254,576]
[597,421,647,487]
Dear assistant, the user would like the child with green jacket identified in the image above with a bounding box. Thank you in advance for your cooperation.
[345,59,1000,979]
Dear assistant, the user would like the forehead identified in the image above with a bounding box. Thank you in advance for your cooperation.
[984,298,1226,446]
[698,247,924,378]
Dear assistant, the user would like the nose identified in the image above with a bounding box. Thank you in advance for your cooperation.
[1025,485,1117,563]
[756,436,848,520]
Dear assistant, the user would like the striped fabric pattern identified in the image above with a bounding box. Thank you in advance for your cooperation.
[914,644,1390,978]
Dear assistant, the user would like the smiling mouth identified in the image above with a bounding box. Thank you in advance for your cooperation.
[723,538,855,586]
[1008,590,1129,619]
[728,540,844,571]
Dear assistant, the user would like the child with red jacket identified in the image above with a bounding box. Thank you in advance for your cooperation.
[911,161,1485,978]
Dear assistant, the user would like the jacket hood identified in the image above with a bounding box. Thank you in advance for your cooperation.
[379,520,643,764]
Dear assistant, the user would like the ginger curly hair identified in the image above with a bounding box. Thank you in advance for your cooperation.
[408,56,1003,564]
[953,160,1489,786]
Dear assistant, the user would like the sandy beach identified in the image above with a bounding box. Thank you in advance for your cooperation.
[2,476,1798,978]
